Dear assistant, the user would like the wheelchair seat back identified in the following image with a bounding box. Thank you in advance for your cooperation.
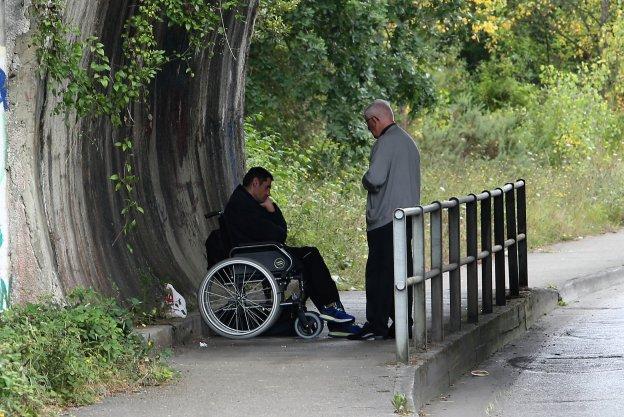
[230,244,297,277]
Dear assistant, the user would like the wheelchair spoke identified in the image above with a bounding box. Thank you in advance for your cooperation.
[213,303,237,315]
[210,274,237,298]
[216,268,238,296]
[243,298,273,310]
[244,305,268,327]
[225,307,237,329]
[242,268,258,288]
[204,289,232,301]
[235,304,240,331]
[242,286,271,296]
[242,303,252,331]
[244,304,264,330]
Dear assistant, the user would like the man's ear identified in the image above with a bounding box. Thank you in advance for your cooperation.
[251,178,259,187]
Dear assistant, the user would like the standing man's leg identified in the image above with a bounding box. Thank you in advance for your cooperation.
[364,222,394,337]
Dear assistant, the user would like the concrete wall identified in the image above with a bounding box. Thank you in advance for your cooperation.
[5,0,258,303]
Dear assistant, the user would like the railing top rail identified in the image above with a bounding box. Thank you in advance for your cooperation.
[394,179,526,219]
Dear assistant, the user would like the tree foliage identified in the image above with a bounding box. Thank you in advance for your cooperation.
[247,0,443,145]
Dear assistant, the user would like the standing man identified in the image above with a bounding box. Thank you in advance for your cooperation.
[349,100,420,340]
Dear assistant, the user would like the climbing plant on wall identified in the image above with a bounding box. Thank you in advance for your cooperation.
[31,0,239,251]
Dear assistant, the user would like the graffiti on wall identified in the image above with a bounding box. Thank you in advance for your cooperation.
[0,47,9,311]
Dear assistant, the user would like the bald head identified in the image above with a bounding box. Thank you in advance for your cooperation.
[363,99,394,121]
[363,99,395,139]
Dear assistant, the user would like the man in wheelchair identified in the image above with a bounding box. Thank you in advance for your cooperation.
[222,167,361,338]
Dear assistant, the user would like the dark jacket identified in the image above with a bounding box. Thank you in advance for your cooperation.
[223,185,288,247]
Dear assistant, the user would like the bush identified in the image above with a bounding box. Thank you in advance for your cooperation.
[519,67,624,165]
[0,288,173,417]
[415,94,526,160]
[472,58,535,110]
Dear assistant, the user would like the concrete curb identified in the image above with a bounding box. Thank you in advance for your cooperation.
[135,312,208,349]
[559,265,624,302]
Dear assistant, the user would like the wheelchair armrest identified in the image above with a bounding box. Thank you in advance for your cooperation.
[229,242,298,276]
[232,241,285,250]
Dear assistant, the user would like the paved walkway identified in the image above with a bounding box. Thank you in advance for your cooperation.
[66,230,624,417]
[423,279,624,417]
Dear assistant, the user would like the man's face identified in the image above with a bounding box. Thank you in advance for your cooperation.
[365,115,382,139]
[250,178,272,203]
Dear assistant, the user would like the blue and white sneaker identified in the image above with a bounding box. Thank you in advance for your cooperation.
[327,322,362,338]
[346,322,385,340]
[319,303,355,323]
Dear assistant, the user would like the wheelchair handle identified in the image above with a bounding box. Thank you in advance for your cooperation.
[204,210,222,219]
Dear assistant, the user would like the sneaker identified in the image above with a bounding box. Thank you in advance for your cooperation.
[327,322,362,338]
[347,322,385,340]
[319,304,355,323]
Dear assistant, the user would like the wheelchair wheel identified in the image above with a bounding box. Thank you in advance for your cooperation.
[198,257,281,339]
[294,311,324,339]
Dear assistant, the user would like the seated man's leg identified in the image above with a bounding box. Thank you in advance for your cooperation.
[284,246,354,323]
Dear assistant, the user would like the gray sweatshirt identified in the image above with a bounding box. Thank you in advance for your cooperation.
[362,124,420,231]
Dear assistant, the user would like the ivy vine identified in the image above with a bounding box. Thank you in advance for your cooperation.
[32,0,240,252]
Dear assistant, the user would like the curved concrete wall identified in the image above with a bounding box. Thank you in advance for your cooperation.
[6,0,257,302]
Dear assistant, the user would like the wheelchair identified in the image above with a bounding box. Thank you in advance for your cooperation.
[198,211,324,339]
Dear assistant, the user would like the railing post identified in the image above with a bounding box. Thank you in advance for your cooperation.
[516,180,528,288]
[393,209,409,364]
[505,184,519,297]
[480,191,493,314]
[466,195,478,323]
[412,211,426,349]
[494,188,506,306]
[430,203,443,342]
[448,198,461,331]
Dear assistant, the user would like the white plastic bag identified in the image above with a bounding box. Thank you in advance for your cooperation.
[163,283,187,318]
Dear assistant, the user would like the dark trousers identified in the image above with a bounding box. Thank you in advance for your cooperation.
[285,246,340,310]
[366,221,413,335]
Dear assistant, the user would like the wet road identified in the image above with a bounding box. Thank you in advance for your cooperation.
[422,280,624,417]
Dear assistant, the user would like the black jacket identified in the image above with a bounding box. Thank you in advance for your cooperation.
[223,185,288,247]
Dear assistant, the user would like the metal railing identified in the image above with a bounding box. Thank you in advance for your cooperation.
[393,180,527,363]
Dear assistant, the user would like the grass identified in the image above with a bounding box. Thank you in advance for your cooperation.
[392,393,411,415]
[273,157,624,291]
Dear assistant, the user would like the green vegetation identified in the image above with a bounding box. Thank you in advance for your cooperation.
[246,1,624,290]
[391,392,410,415]
[0,288,173,416]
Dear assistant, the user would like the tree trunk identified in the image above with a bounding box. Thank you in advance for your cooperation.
[6,0,258,302]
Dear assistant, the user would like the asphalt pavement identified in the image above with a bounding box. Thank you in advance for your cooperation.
[422,279,624,417]
[66,230,624,417]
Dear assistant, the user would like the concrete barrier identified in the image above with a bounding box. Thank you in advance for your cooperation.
[135,312,209,349]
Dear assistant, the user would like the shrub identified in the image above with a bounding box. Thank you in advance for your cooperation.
[472,58,535,110]
[520,67,624,165]
[0,288,173,417]
[415,94,526,160]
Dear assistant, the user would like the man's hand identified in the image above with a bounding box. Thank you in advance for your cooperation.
[260,197,276,213]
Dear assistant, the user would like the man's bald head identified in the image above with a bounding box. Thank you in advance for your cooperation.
[363,99,395,139]
[363,99,394,121]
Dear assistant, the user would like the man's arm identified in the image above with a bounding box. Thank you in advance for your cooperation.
[237,201,287,243]
[362,140,392,193]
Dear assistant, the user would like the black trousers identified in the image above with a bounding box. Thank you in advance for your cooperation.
[285,246,340,310]
[366,221,413,335]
